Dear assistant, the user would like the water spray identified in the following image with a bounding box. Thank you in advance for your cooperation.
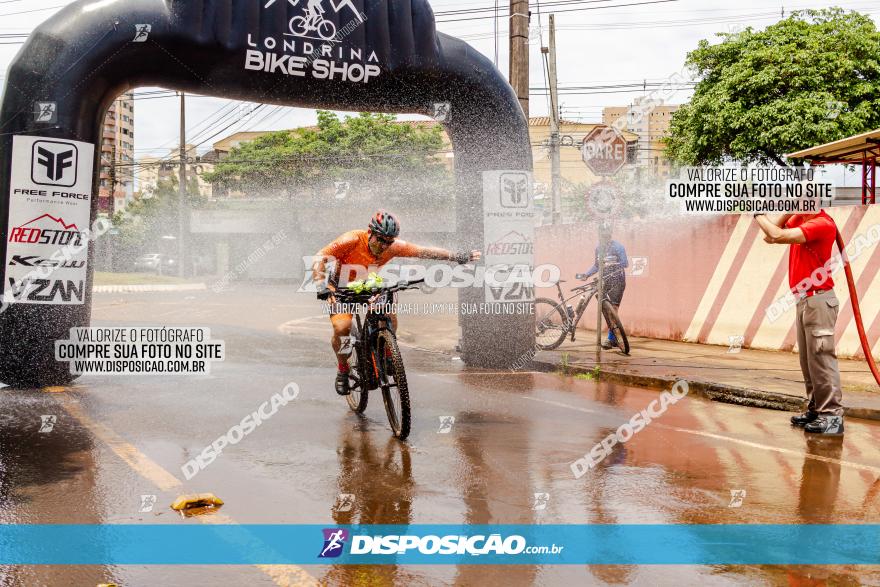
[836,229,880,386]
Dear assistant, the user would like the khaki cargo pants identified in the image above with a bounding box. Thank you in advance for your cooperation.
[796,290,844,417]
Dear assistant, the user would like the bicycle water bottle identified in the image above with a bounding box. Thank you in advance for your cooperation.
[566,304,575,322]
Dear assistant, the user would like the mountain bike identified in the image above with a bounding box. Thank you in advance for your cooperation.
[534,271,629,354]
[332,279,427,440]
[289,6,337,40]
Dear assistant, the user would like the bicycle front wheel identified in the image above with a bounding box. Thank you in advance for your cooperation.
[535,298,569,351]
[346,341,369,414]
[377,330,411,440]
[317,20,337,40]
[602,301,630,355]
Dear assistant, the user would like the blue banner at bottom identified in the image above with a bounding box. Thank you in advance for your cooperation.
[0,524,877,565]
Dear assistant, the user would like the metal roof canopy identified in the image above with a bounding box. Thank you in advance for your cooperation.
[787,128,880,205]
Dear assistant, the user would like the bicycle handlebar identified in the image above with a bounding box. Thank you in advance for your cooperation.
[333,279,427,303]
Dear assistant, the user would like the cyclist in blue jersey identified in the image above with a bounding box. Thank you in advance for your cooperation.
[578,224,629,350]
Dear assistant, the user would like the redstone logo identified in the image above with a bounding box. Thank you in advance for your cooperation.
[8,213,84,247]
[486,231,534,256]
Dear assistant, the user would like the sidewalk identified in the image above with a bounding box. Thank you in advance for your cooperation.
[532,335,880,422]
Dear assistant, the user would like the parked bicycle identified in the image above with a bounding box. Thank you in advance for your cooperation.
[534,271,630,354]
[333,279,428,440]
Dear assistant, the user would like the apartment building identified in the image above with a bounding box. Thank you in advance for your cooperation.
[603,98,680,176]
[98,92,135,213]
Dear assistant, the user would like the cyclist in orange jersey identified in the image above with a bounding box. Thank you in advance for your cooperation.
[313,210,480,395]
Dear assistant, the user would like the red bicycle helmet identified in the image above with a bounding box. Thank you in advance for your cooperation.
[368,210,401,238]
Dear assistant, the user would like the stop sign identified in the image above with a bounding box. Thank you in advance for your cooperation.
[581,126,628,176]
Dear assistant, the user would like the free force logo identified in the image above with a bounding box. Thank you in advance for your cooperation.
[31,141,78,187]
[318,528,349,558]
[499,173,529,208]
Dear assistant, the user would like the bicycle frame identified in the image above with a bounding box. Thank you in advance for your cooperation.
[351,291,396,392]
[549,282,597,342]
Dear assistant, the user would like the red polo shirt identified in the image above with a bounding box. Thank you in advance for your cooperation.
[786,211,837,294]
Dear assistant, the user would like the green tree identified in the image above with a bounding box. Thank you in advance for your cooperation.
[204,111,452,200]
[111,175,201,264]
[666,8,880,166]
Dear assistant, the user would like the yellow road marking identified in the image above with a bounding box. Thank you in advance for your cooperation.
[278,315,328,333]
[662,425,880,475]
[48,389,318,586]
[59,397,181,491]
[491,390,880,475]
[521,396,598,414]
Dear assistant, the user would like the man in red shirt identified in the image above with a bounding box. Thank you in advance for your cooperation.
[313,211,480,395]
[755,211,844,435]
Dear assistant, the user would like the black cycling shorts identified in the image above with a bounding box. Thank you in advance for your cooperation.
[605,279,626,307]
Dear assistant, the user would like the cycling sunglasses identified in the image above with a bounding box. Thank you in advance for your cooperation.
[372,234,396,245]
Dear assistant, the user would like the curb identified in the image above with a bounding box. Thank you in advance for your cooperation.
[532,360,880,423]
[92,284,207,293]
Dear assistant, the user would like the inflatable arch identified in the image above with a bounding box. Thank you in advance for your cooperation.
[0,0,534,386]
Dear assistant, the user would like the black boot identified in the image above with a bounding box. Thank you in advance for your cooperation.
[790,411,819,427]
[804,415,844,435]
[335,370,351,396]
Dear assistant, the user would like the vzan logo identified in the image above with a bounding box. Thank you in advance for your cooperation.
[31,141,78,187]
[247,0,380,84]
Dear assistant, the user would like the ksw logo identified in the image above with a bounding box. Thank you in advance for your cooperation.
[31,141,78,187]
[500,173,529,208]
[9,255,85,269]
[6,278,85,304]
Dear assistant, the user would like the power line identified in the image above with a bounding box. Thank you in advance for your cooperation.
[437,0,679,23]
[0,4,65,17]
[434,0,620,18]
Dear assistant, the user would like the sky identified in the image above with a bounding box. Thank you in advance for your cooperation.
[1,0,879,187]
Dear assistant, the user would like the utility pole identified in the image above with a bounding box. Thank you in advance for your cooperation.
[108,142,118,209]
[107,142,118,272]
[509,0,530,117]
[596,236,606,364]
[178,91,187,278]
[545,14,561,224]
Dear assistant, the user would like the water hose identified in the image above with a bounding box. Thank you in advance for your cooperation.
[836,229,880,386]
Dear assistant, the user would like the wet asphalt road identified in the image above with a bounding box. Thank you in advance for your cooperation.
[2,284,880,586]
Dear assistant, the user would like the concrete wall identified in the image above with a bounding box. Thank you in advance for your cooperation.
[189,201,458,280]
[536,205,880,359]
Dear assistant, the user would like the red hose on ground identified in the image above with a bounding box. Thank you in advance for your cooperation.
[836,229,880,386]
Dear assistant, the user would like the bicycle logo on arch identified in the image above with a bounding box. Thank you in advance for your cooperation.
[265,0,366,42]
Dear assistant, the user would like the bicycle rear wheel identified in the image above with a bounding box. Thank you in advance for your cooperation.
[602,301,630,355]
[535,298,569,351]
[377,330,411,440]
[289,16,308,36]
